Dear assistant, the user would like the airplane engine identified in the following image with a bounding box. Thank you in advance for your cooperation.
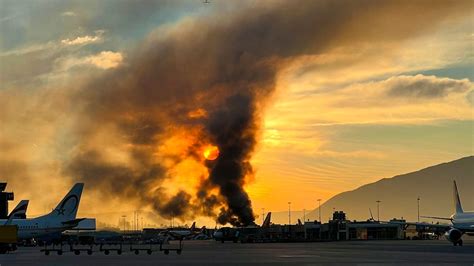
[446,228,463,246]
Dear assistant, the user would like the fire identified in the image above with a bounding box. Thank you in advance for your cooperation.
[203,145,219,160]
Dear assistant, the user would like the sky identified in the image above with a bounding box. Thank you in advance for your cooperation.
[0,0,473,227]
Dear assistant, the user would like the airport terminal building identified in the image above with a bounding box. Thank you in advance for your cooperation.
[237,211,408,242]
[304,211,405,241]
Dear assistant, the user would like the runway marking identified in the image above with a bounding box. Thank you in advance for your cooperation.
[279,254,321,258]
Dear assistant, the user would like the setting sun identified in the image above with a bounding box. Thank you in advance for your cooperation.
[203,145,219,161]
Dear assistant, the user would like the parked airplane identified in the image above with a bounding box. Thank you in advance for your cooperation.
[213,212,272,242]
[163,222,206,240]
[424,180,474,246]
[0,183,86,240]
[391,180,474,246]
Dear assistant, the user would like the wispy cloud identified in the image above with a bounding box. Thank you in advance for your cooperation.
[85,51,123,69]
[61,30,104,46]
[1,30,105,58]
[56,51,124,71]
[61,11,76,17]
[385,75,471,98]
[0,42,55,57]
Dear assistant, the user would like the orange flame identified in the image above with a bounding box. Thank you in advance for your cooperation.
[203,145,219,161]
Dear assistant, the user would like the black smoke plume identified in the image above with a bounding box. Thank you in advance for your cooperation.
[59,0,470,225]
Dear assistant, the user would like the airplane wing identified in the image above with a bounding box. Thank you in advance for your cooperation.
[420,215,452,221]
[388,220,451,231]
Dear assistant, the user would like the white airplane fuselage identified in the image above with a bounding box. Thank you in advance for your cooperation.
[0,215,75,239]
[1,183,84,240]
[451,211,474,231]
[442,180,474,245]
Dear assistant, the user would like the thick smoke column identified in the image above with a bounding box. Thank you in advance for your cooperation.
[207,95,258,225]
[58,0,470,225]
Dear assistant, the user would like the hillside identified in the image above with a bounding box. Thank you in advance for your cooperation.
[271,156,473,224]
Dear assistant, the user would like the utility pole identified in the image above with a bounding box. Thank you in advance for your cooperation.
[376,200,381,221]
[288,202,291,238]
[417,197,420,222]
[317,199,322,222]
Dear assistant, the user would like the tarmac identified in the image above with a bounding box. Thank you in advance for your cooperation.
[1,239,474,265]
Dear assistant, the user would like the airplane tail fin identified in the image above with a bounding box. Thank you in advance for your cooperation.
[49,183,84,221]
[453,180,464,214]
[262,212,272,228]
[190,221,196,230]
[4,200,29,225]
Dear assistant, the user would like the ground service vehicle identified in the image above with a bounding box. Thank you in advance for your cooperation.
[0,225,18,253]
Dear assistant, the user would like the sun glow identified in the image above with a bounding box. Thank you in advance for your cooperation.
[203,145,219,161]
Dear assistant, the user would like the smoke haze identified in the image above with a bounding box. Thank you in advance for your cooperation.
[1,0,471,226]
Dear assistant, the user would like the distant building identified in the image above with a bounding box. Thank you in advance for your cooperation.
[304,211,405,241]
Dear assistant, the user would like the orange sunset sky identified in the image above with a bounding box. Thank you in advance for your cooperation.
[1,0,473,227]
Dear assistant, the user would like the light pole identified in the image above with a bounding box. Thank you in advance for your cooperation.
[122,215,127,231]
[376,200,381,221]
[135,211,138,231]
[303,208,307,240]
[317,199,322,222]
[417,197,420,222]
[288,202,291,225]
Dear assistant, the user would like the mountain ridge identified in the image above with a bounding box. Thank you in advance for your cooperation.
[270,156,473,224]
